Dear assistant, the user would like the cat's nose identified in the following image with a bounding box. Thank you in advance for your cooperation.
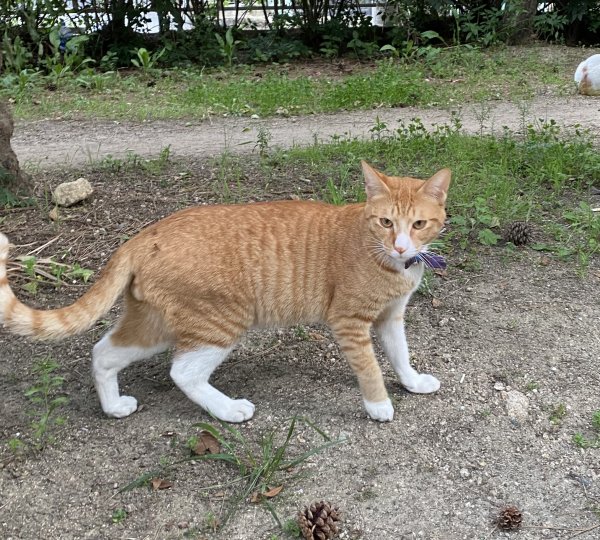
[395,246,407,254]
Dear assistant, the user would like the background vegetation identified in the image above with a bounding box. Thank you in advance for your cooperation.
[1,0,599,79]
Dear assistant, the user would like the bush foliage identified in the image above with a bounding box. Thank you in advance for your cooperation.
[0,1,598,72]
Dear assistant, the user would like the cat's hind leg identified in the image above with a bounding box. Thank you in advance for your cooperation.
[92,294,172,418]
[170,345,255,423]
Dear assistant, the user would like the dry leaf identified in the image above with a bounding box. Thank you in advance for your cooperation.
[431,297,442,308]
[151,478,173,490]
[192,431,221,455]
[262,485,283,498]
[250,485,283,503]
[309,331,325,341]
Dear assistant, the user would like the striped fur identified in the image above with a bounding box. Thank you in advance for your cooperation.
[0,162,451,421]
[0,234,133,340]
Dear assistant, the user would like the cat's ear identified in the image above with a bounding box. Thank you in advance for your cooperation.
[362,161,391,200]
[419,168,451,204]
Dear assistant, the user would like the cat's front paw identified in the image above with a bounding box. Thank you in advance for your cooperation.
[211,399,256,423]
[402,373,440,394]
[104,395,138,418]
[364,398,394,422]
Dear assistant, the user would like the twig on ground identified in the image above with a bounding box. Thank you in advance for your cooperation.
[565,523,600,539]
[26,235,61,256]
[484,525,497,539]
[223,342,282,370]
[522,523,600,538]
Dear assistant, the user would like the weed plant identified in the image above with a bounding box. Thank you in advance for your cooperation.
[573,411,600,449]
[120,417,345,531]
[6,357,70,453]
[3,46,574,122]
[267,119,600,264]
[12,255,94,295]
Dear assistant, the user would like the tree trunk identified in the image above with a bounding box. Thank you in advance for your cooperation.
[0,101,32,196]
[506,0,538,44]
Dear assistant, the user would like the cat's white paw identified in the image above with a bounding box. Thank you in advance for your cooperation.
[402,373,440,394]
[211,399,256,423]
[364,398,394,422]
[104,395,138,418]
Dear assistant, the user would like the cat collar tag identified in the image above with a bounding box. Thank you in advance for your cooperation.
[405,253,447,270]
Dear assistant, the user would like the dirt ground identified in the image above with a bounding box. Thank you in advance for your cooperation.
[11,94,600,168]
[1,89,600,540]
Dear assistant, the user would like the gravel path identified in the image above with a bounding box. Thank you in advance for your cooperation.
[13,94,600,167]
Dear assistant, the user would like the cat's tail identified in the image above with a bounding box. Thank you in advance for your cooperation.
[0,233,132,341]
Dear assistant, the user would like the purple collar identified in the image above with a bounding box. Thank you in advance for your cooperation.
[405,253,447,270]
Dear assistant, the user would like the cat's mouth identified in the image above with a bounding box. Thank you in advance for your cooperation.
[389,248,419,263]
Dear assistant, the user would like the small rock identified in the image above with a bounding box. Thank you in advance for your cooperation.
[251,114,260,119]
[439,317,449,327]
[494,382,505,391]
[505,390,529,423]
[459,468,470,479]
[53,178,93,207]
[48,206,59,221]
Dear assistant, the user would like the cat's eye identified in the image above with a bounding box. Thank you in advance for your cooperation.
[380,218,393,228]
[413,220,427,230]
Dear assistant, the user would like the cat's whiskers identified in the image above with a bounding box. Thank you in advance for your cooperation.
[366,246,388,270]
[365,238,392,270]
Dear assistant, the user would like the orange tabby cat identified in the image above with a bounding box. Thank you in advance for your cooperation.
[0,162,450,422]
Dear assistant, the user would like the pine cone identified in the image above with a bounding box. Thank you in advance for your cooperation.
[496,505,523,530]
[298,501,342,540]
[504,221,533,246]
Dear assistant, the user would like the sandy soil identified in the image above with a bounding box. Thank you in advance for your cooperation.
[1,95,600,540]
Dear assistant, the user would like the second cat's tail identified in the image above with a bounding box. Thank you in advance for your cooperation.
[0,233,132,341]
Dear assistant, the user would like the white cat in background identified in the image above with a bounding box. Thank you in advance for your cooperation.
[575,54,600,96]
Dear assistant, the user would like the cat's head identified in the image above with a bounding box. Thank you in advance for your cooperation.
[361,161,451,269]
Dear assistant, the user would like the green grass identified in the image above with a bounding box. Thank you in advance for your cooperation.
[573,411,600,449]
[4,45,576,121]
[111,508,128,524]
[206,114,600,264]
[550,403,567,425]
[251,118,599,265]
[203,116,599,267]
[5,357,70,453]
